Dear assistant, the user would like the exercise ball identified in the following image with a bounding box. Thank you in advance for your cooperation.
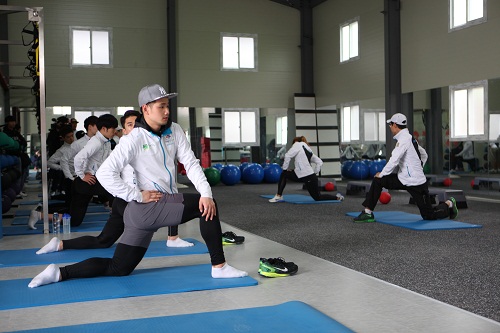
[204,167,221,186]
[220,164,241,186]
[324,182,335,191]
[443,178,452,187]
[242,164,265,184]
[471,179,476,188]
[212,163,224,171]
[239,162,249,174]
[263,163,282,183]
[348,161,370,180]
[379,191,391,204]
[341,160,354,178]
[2,194,12,214]
[369,160,385,178]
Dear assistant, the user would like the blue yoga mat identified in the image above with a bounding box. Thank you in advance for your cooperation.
[18,200,65,206]
[13,301,353,333]
[260,194,341,204]
[346,211,482,230]
[3,222,107,236]
[11,212,110,225]
[14,206,109,216]
[0,239,208,268]
[0,264,257,310]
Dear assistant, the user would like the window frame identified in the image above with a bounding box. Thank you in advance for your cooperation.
[340,103,361,144]
[276,115,288,146]
[222,108,260,147]
[449,0,487,31]
[220,32,258,72]
[449,80,488,141]
[339,17,360,63]
[362,109,386,143]
[70,26,113,68]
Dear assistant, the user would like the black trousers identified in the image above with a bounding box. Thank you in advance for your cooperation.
[60,193,223,280]
[277,170,338,201]
[362,174,450,220]
[69,178,114,227]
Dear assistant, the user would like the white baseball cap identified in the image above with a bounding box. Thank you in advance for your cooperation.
[386,113,407,126]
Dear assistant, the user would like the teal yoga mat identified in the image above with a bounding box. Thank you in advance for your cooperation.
[260,194,341,204]
[3,221,107,236]
[0,264,257,310]
[13,301,353,333]
[0,239,208,267]
[11,212,110,225]
[346,211,482,230]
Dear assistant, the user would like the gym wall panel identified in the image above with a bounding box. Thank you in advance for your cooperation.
[322,161,341,176]
[316,113,338,126]
[177,0,301,108]
[318,129,339,143]
[313,0,385,108]
[401,0,500,93]
[296,129,318,143]
[319,146,341,159]
[295,113,317,127]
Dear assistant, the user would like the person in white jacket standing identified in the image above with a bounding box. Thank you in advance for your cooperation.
[269,136,343,203]
[353,113,458,223]
[28,84,247,288]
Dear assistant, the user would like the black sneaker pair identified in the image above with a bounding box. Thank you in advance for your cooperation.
[353,211,375,223]
[258,257,298,277]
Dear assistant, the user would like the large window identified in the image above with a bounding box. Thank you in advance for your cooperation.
[363,110,386,142]
[449,0,486,30]
[71,27,112,67]
[341,104,360,143]
[276,116,288,146]
[450,81,487,140]
[340,18,359,63]
[222,109,259,146]
[221,33,257,71]
[117,107,134,116]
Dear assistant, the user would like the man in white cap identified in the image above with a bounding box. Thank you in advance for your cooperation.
[28,84,247,288]
[353,113,458,223]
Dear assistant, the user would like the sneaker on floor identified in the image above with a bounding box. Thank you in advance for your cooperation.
[258,257,298,277]
[222,231,245,245]
[353,211,375,223]
[268,195,284,203]
[449,197,458,219]
[336,193,345,201]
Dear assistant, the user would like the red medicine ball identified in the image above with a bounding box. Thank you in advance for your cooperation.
[324,182,335,191]
[379,191,391,204]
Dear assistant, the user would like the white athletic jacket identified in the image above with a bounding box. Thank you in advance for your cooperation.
[61,135,91,180]
[96,118,211,203]
[379,128,428,186]
[456,141,475,160]
[74,131,112,179]
[47,142,72,171]
[282,141,323,178]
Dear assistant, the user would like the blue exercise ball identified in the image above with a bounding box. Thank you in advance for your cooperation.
[341,160,354,178]
[212,163,224,171]
[369,160,385,178]
[348,161,370,180]
[239,162,250,174]
[264,163,282,183]
[242,164,265,184]
[220,164,241,186]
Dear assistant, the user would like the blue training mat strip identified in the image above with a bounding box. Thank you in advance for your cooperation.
[3,222,107,236]
[0,264,258,310]
[13,301,354,333]
[260,194,341,204]
[0,239,208,268]
[18,200,65,205]
[346,211,482,230]
[11,212,110,225]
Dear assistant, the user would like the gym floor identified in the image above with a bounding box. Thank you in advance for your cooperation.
[1,172,499,332]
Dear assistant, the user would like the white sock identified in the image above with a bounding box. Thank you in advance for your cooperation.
[446,200,452,208]
[28,210,40,230]
[211,263,248,278]
[36,237,61,255]
[365,208,373,214]
[166,238,194,247]
[28,264,61,288]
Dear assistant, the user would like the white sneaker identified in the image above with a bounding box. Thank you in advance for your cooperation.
[28,209,40,230]
[20,191,28,197]
[336,193,345,201]
[268,195,284,203]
